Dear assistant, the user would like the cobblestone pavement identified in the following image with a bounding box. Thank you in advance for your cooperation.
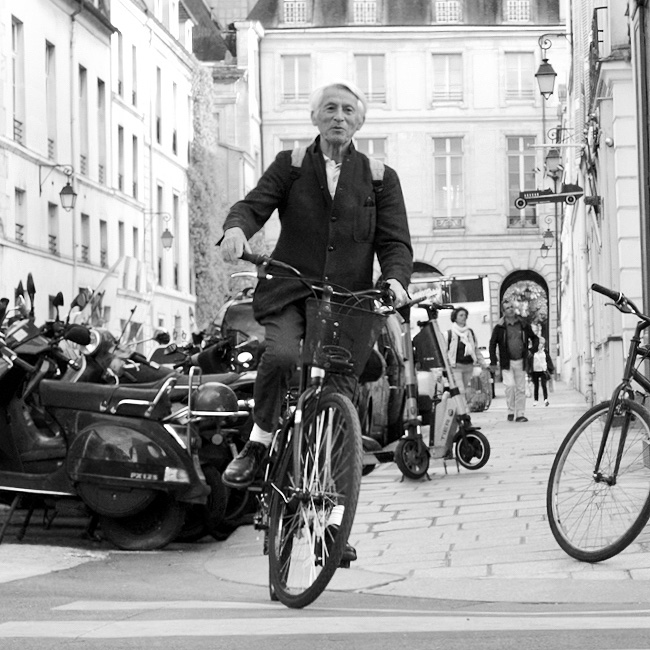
[2,381,650,604]
[207,381,650,604]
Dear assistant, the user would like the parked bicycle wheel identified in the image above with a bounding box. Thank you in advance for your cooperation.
[454,430,490,470]
[268,391,362,609]
[547,398,650,562]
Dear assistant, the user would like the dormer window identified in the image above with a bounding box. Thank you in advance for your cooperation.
[353,1,377,24]
[505,0,530,23]
[284,0,307,25]
[434,1,462,24]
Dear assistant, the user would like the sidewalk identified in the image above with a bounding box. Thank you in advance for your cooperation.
[206,381,650,604]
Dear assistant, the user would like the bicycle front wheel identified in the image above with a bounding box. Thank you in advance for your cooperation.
[547,399,650,562]
[268,391,362,609]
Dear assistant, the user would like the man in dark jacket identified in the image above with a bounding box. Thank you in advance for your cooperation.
[219,81,412,494]
[489,299,539,422]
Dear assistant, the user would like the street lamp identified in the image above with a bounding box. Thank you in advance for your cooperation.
[535,33,570,100]
[144,211,175,250]
[38,163,77,211]
[535,58,557,100]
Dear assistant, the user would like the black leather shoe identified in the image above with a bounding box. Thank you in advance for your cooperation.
[324,524,357,568]
[222,441,267,488]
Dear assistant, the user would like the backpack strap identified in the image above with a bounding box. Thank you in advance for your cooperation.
[290,145,309,178]
[289,145,385,193]
[368,157,385,193]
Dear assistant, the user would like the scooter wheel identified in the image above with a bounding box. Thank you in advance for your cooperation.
[454,430,490,470]
[395,438,429,480]
[99,493,185,551]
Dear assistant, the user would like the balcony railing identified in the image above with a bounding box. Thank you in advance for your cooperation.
[47,138,55,160]
[15,223,25,244]
[80,244,90,263]
[48,235,58,255]
[13,118,24,144]
[433,216,465,230]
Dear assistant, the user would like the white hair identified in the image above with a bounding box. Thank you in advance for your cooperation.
[309,81,368,118]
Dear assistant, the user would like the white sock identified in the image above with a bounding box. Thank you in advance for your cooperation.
[249,423,273,447]
[328,504,345,528]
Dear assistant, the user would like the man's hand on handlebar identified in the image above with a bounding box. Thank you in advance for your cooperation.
[386,278,409,309]
[221,227,251,263]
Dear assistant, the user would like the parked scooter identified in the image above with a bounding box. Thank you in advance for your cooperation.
[360,294,491,479]
[0,263,248,550]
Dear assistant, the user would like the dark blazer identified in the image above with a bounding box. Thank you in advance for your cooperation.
[222,137,413,320]
[489,317,539,371]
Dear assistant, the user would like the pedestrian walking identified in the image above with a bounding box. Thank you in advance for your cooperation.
[446,307,486,394]
[488,299,539,422]
[530,336,554,406]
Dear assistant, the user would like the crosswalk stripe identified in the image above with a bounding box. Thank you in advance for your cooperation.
[2,615,650,638]
[54,601,279,611]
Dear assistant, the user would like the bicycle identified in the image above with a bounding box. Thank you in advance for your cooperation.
[547,283,650,562]
[237,251,390,608]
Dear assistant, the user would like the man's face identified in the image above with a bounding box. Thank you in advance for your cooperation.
[311,87,365,148]
[503,303,516,318]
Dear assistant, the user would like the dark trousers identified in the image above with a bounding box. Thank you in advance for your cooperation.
[254,301,356,433]
[531,371,548,401]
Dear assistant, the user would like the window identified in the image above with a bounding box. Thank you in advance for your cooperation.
[353,1,377,23]
[45,42,56,160]
[156,67,162,144]
[12,17,25,144]
[48,203,59,255]
[281,138,312,150]
[100,220,108,268]
[173,193,180,290]
[434,1,462,23]
[80,213,90,262]
[117,125,124,191]
[98,80,107,183]
[505,0,530,23]
[507,136,537,227]
[133,226,140,259]
[14,188,26,244]
[132,45,138,105]
[356,137,386,161]
[79,66,89,175]
[505,52,534,100]
[432,54,463,102]
[433,137,464,218]
[355,54,386,103]
[118,221,125,258]
[284,0,307,24]
[172,82,178,155]
[132,135,139,198]
[282,55,310,102]
[117,31,124,96]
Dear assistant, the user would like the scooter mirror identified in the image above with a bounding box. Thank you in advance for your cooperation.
[15,280,24,302]
[64,324,92,346]
[15,295,29,318]
[26,273,36,318]
[153,328,171,345]
[0,298,9,326]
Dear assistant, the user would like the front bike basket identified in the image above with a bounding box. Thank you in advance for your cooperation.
[303,298,386,376]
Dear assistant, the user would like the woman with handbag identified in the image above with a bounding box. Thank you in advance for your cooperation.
[530,336,555,406]
[446,307,486,393]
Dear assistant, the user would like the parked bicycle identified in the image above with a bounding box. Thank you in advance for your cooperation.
[547,283,650,562]
[237,252,390,608]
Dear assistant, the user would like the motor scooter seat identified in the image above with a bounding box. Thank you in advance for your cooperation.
[173,372,242,387]
[39,379,170,419]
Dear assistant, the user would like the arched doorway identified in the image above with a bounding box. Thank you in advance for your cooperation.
[500,270,550,342]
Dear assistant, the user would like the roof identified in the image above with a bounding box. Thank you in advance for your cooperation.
[182,0,231,61]
[246,0,561,28]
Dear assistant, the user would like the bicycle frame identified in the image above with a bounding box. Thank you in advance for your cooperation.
[595,311,650,483]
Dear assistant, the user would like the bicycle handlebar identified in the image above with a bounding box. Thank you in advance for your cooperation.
[238,251,393,306]
[591,283,623,304]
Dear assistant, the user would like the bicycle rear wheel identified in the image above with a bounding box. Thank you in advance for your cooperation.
[547,399,650,562]
[268,391,362,609]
